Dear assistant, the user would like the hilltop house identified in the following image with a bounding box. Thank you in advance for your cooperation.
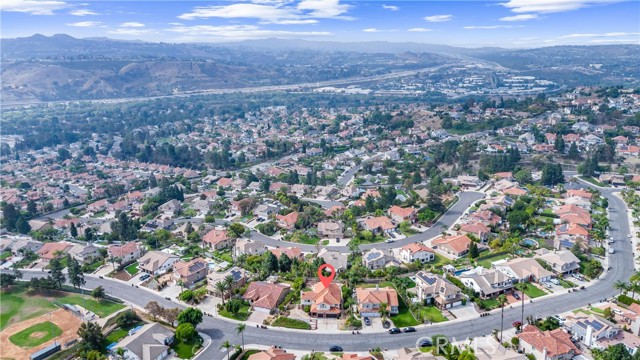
[355,286,399,317]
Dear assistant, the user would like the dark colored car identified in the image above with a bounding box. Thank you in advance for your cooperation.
[382,320,391,329]
[513,292,520,300]
[418,339,433,348]
[364,317,371,326]
[389,328,402,334]
[329,346,343,352]
[403,327,416,333]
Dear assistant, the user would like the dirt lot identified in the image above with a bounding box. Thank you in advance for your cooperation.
[0,309,81,360]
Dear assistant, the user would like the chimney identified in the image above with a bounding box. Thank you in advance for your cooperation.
[542,347,548,360]
[585,324,594,347]
[376,283,379,290]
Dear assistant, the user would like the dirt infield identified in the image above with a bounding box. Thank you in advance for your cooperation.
[0,309,82,360]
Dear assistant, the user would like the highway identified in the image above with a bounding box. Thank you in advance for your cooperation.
[8,182,633,359]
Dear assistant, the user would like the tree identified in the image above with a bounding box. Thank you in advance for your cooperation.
[497,294,509,344]
[615,281,630,295]
[236,323,246,351]
[215,281,228,305]
[554,135,565,153]
[85,350,107,360]
[27,200,38,216]
[70,222,78,238]
[541,163,564,186]
[568,142,579,158]
[67,255,85,289]
[228,223,245,238]
[0,273,17,287]
[515,282,527,328]
[221,340,232,360]
[78,321,105,351]
[49,257,66,289]
[514,169,533,185]
[163,308,180,325]
[603,307,615,321]
[175,323,198,343]
[91,286,105,300]
[469,242,479,259]
[593,343,634,360]
[177,307,203,327]
[379,302,388,319]
[15,217,31,234]
[145,301,164,320]
[116,310,140,328]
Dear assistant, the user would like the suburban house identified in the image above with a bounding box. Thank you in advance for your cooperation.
[37,242,74,262]
[431,234,472,258]
[111,322,174,360]
[203,228,233,250]
[6,238,43,255]
[247,347,296,360]
[361,216,396,235]
[355,286,399,317]
[158,199,181,216]
[362,248,396,270]
[207,267,248,298]
[388,206,417,223]
[566,314,620,349]
[243,281,290,313]
[517,325,580,360]
[276,212,299,229]
[317,221,345,239]
[494,258,554,283]
[173,258,209,289]
[67,244,101,264]
[254,204,280,219]
[414,271,465,309]
[535,250,581,276]
[234,239,267,257]
[138,251,180,275]
[270,247,303,261]
[459,267,513,299]
[397,243,435,264]
[301,282,342,318]
[458,222,492,242]
[108,242,144,264]
[318,249,349,272]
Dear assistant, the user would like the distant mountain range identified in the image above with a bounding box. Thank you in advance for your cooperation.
[1,34,638,103]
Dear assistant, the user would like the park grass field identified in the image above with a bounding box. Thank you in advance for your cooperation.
[0,288,57,331]
[8,321,62,348]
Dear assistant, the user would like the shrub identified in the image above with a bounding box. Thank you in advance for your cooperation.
[175,323,197,342]
[179,290,194,302]
[618,294,640,306]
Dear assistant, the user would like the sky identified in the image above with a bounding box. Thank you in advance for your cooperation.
[1,0,639,48]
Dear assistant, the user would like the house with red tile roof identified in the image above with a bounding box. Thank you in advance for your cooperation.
[301,282,342,318]
[355,286,399,317]
[173,258,209,289]
[107,242,144,263]
[459,222,491,241]
[243,281,290,313]
[566,189,593,199]
[361,216,396,235]
[432,234,472,258]
[516,325,580,360]
[217,177,233,187]
[276,211,299,229]
[556,223,590,238]
[469,210,502,227]
[388,206,417,223]
[270,246,303,261]
[247,347,296,360]
[398,243,435,264]
[203,228,232,250]
[37,242,73,261]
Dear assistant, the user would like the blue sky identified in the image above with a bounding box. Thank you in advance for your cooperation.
[1,0,639,47]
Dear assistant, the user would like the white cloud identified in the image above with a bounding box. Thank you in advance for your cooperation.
[407,28,433,32]
[363,28,381,33]
[424,14,452,22]
[559,32,640,38]
[464,25,524,29]
[119,22,145,28]
[66,21,103,27]
[1,0,68,15]
[589,38,639,43]
[108,28,156,36]
[500,0,621,14]
[500,14,538,21]
[69,9,98,16]
[382,4,399,11]
[166,24,332,41]
[177,0,352,23]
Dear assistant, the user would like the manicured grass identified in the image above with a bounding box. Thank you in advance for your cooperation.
[477,253,510,269]
[418,306,448,323]
[125,262,139,275]
[9,321,62,348]
[171,338,202,359]
[359,281,395,289]
[432,253,452,266]
[213,250,234,263]
[0,288,57,331]
[477,298,500,310]
[297,236,320,245]
[390,295,420,327]
[559,279,577,289]
[219,304,251,321]
[521,284,547,299]
[580,176,605,187]
[54,293,125,317]
[105,328,128,345]
[272,316,311,330]
[591,307,605,315]
[241,350,261,360]
[1,251,12,260]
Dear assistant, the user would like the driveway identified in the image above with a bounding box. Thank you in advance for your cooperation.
[248,311,270,325]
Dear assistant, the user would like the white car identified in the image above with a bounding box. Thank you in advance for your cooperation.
[629,234,633,238]
[609,248,615,254]
[552,315,566,324]
[613,309,624,315]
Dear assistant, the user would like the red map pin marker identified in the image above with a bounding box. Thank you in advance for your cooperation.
[317,263,336,288]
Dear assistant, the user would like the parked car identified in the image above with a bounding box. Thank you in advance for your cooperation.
[364,317,371,326]
[550,278,560,285]
[329,346,343,352]
[628,234,633,238]
[613,309,623,315]
[609,248,615,254]
[418,339,433,348]
[382,320,391,329]
[389,328,402,334]
[513,292,520,300]
[543,282,553,289]
[403,327,416,333]
[385,239,395,243]
[552,315,566,324]
[140,274,150,281]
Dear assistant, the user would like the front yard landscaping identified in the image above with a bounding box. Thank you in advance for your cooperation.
[520,283,547,298]
[125,262,139,276]
[272,316,311,330]
[219,303,251,321]
[171,337,202,359]
[390,295,420,328]
[417,306,448,323]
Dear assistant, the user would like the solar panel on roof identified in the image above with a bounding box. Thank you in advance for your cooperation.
[590,320,604,331]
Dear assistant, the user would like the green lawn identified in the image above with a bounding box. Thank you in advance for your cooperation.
[477,298,500,310]
[105,328,128,345]
[580,176,605,187]
[272,316,311,330]
[171,338,202,359]
[390,295,420,327]
[219,304,251,321]
[477,253,510,269]
[213,250,234,263]
[559,279,577,289]
[297,236,320,245]
[125,262,139,276]
[521,284,547,298]
[0,288,57,330]
[241,350,261,360]
[432,253,452,267]
[54,293,125,317]
[9,321,62,348]
[591,307,605,315]
[418,306,448,323]
[0,251,12,260]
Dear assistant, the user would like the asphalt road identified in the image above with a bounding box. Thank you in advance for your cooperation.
[10,181,633,359]
[250,191,485,252]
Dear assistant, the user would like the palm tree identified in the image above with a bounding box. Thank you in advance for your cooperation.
[221,340,232,360]
[630,272,640,299]
[514,283,527,329]
[615,280,630,295]
[215,281,228,305]
[224,275,235,300]
[379,302,388,319]
[236,323,246,351]
[497,294,509,344]
[115,348,125,360]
